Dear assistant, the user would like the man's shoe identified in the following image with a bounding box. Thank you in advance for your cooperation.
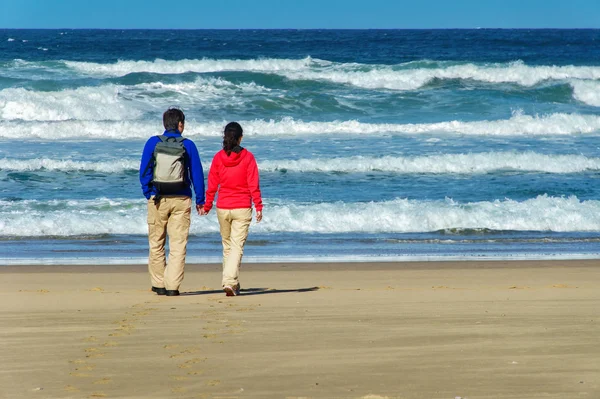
[165,290,180,296]
[223,284,240,297]
[152,286,167,295]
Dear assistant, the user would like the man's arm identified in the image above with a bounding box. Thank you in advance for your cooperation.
[139,138,157,199]
[185,140,205,205]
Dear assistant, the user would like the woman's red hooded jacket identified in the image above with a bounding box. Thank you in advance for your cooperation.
[204,148,263,212]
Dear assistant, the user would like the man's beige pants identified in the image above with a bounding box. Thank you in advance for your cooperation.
[147,196,191,291]
[217,208,252,288]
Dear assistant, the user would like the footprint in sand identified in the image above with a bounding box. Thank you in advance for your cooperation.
[205,380,221,386]
[235,307,255,312]
[86,352,105,359]
[69,372,91,377]
[180,347,200,354]
[88,287,104,292]
[75,365,95,372]
[64,385,80,392]
[89,393,107,398]
[178,358,206,369]
[93,378,112,385]
[103,341,118,347]
[115,324,135,333]
[171,387,187,393]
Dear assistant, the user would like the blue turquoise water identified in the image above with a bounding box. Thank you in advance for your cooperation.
[1,29,600,264]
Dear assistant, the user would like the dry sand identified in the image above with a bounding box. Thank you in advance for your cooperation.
[1,260,599,399]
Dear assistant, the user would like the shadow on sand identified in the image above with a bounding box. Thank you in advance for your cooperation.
[181,287,320,296]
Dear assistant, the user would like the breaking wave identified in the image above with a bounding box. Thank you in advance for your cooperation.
[62,58,600,90]
[2,112,600,139]
[4,151,600,175]
[1,195,599,236]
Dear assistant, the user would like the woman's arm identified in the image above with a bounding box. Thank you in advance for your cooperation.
[246,153,263,220]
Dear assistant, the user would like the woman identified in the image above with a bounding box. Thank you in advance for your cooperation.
[201,122,263,296]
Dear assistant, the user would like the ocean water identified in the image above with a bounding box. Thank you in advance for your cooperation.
[1,29,600,265]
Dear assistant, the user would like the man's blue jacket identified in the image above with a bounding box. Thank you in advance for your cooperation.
[139,130,205,205]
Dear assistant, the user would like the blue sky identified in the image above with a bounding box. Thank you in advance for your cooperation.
[1,0,599,29]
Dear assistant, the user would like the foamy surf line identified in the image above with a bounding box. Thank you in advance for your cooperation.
[3,252,600,266]
[2,112,600,139]
[1,80,598,124]
[2,195,600,236]
[4,151,600,174]
[60,58,600,89]
[0,82,270,122]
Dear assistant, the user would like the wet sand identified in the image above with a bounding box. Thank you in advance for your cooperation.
[1,260,599,399]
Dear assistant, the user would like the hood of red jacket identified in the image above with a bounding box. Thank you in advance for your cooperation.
[218,148,247,167]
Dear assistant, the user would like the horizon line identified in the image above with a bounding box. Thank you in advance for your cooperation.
[2,27,600,31]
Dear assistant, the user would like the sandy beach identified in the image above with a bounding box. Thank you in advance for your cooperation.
[1,260,599,399]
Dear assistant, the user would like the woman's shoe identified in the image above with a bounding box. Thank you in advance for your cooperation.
[223,284,240,296]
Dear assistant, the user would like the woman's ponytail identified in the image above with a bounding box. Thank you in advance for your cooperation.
[223,122,243,155]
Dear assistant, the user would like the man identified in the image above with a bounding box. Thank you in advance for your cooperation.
[139,108,204,296]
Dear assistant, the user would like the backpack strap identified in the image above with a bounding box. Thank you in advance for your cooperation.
[159,135,186,143]
[142,135,187,177]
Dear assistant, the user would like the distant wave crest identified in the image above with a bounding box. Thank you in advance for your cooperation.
[2,112,600,139]
[62,58,600,91]
[259,152,600,174]
[4,151,600,175]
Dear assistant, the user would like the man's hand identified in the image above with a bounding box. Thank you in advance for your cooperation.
[256,210,263,223]
[196,204,207,215]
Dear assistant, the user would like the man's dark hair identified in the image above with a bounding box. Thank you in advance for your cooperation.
[163,108,185,131]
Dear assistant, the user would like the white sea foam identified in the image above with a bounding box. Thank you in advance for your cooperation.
[258,152,600,174]
[62,58,600,90]
[0,78,270,121]
[135,76,269,94]
[4,151,599,175]
[0,86,143,121]
[2,111,600,139]
[283,61,600,90]
[1,196,599,236]
[259,196,600,234]
[571,80,600,107]
[0,120,160,139]
[0,158,139,173]
[131,77,272,110]
[64,57,317,77]
[7,38,15,42]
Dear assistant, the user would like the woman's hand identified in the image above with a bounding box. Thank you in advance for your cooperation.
[256,210,263,223]
[197,205,209,216]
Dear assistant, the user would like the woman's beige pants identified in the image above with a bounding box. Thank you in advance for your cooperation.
[216,208,252,288]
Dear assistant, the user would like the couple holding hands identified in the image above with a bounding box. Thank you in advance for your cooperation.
[139,108,263,297]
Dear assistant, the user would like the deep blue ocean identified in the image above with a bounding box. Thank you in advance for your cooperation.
[1,29,600,264]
